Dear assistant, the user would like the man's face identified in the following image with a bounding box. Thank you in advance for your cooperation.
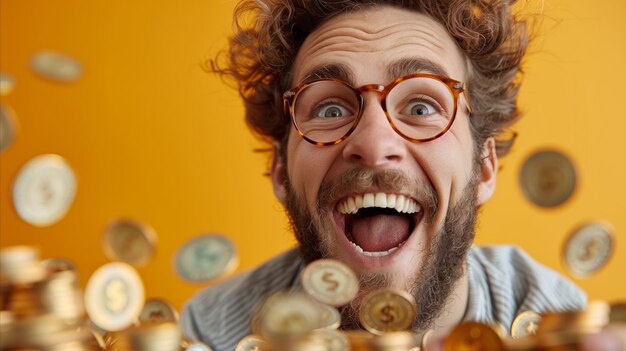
[271,5,497,329]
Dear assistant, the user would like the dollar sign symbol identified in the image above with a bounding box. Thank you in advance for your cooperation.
[321,272,339,292]
[578,238,599,262]
[380,305,396,324]
[105,278,128,313]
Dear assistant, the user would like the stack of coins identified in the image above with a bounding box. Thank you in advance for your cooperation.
[0,246,99,350]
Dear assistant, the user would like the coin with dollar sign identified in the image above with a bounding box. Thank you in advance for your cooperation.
[139,297,179,324]
[359,289,417,335]
[301,259,359,307]
[31,51,83,83]
[85,262,145,331]
[103,219,157,267]
[444,322,504,351]
[256,291,322,340]
[563,222,614,277]
[519,149,577,208]
[511,310,541,338]
[12,154,77,227]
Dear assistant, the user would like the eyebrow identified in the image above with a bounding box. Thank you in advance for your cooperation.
[387,58,450,79]
[298,57,453,87]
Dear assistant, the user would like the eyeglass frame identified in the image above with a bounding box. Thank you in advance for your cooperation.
[283,72,473,146]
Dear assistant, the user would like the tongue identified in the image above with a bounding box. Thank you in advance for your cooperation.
[350,214,411,252]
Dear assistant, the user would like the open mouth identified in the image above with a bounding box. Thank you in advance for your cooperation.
[336,193,421,257]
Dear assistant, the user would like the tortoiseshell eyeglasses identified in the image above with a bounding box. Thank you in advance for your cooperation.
[283,73,472,146]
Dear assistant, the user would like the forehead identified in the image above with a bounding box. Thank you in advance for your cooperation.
[292,5,467,86]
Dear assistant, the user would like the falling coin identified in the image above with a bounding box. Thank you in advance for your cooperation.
[563,222,614,277]
[187,341,214,351]
[31,51,83,83]
[519,149,577,208]
[317,303,341,330]
[301,259,359,307]
[256,291,321,340]
[511,310,542,338]
[235,335,266,351]
[138,297,179,324]
[359,289,417,335]
[310,329,350,351]
[85,262,145,332]
[0,103,17,152]
[12,154,77,227]
[103,218,157,267]
[444,322,504,351]
[174,233,238,283]
[0,73,16,95]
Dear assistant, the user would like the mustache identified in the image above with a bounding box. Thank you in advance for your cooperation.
[316,168,438,216]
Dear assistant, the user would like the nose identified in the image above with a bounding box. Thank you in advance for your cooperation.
[341,95,407,167]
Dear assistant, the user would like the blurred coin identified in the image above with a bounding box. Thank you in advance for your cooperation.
[42,257,78,273]
[511,310,541,338]
[301,259,359,307]
[370,331,419,350]
[610,302,626,324]
[0,246,46,284]
[31,51,82,82]
[235,335,266,351]
[0,73,15,95]
[187,341,214,351]
[519,149,577,208]
[444,321,504,351]
[0,103,17,152]
[563,221,614,277]
[139,297,179,324]
[317,303,341,330]
[174,233,238,283]
[310,329,349,351]
[12,154,77,227]
[85,262,145,332]
[103,218,157,267]
[359,288,417,335]
[257,291,321,340]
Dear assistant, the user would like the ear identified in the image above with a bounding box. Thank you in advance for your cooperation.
[270,142,287,205]
[477,137,498,205]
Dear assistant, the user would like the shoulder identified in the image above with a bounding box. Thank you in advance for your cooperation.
[180,248,304,350]
[466,245,587,325]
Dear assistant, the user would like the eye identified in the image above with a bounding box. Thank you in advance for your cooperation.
[315,104,351,118]
[406,101,437,116]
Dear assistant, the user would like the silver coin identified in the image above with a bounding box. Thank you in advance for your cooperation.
[519,149,577,208]
[563,222,614,277]
[31,51,82,82]
[12,154,77,227]
[0,103,17,152]
[0,73,16,95]
[85,262,145,332]
[174,233,238,283]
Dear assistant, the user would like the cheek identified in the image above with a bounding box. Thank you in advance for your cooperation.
[287,137,336,205]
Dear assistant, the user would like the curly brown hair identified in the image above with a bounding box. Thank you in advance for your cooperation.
[212,0,529,158]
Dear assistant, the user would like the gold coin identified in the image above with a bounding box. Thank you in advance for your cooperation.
[310,329,349,351]
[563,221,614,277]
[301,259,359,307]
[12,154,77,227]
[610,302,626,324]
[369,331,419,350]
[139,297,179,324]
[359,288,417,335]
[103,218,157,267]
[0,103,17,152]
[42,257,78,273]
[31,51,82,82]
[0,73,16,95]
[421,329,434,351]
[489,322,509,339]
[519,149,577,208]
[510,311,541,338]
[256,291,321,340]
[236,335,266,351]
[84,262,145,332]
[317,303,341,330]
[444,321,504,351]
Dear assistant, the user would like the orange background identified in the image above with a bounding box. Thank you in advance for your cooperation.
[1,0,625,313]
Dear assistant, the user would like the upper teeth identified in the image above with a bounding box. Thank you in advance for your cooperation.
[337,192,421,214]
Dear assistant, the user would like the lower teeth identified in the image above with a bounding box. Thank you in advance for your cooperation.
[350,241,401,257]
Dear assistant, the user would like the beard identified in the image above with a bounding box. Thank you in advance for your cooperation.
[283,164,479,333]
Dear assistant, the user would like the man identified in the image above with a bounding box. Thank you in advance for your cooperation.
[181,0,607,349]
